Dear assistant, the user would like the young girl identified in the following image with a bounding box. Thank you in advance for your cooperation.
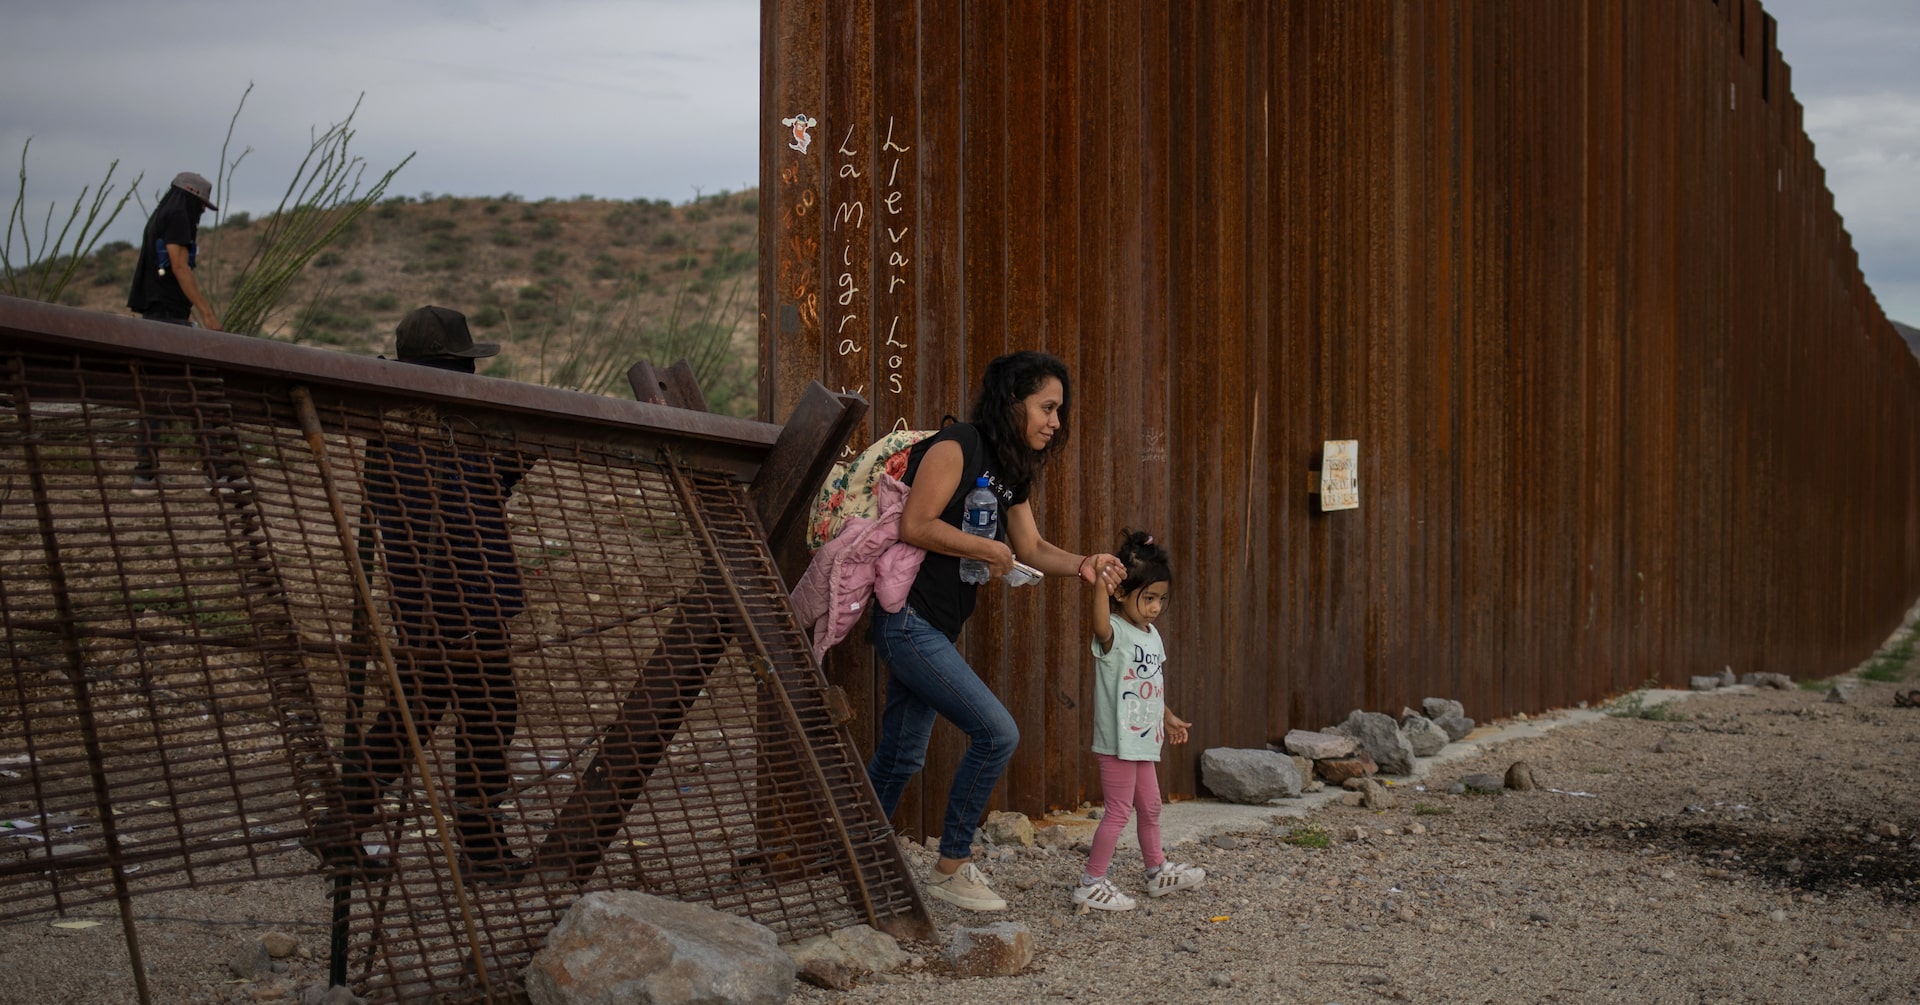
[1074,530,1206,912]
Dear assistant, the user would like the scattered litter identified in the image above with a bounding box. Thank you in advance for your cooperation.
[50,920,101,930]
[1209,915,1230,923]
[1546,788,1597,798]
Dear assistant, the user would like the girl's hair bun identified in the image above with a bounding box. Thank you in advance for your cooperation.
[1115,528,1171,595]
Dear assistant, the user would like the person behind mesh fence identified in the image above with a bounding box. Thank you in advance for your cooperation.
[125,171,223,491]
[348,305,531,880]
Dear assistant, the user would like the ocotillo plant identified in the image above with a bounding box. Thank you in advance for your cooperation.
[2,138,143,304]
[506,248,756,415]
[201,84,413,337]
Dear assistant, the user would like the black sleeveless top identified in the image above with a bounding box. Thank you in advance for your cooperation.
[901,423,1030,640]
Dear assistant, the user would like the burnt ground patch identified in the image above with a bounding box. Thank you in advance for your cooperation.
[1548,816,1920,903]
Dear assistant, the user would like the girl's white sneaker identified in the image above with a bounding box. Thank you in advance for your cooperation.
[1071,876,1137,911]
[1146,862,1206,898]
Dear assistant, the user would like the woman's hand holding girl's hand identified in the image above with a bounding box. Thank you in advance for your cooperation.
[1079,552,1124,588]
[1164,711,1192,745]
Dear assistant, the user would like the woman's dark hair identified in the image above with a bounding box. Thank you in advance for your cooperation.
[968,350,1072,488]
[1114,528,1171,597]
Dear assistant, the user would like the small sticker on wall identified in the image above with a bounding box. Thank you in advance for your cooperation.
[782,113,819,154]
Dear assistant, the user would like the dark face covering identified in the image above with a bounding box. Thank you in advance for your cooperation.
[403,356,478,374]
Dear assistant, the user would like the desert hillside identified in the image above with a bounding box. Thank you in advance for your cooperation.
[57,190,762,415]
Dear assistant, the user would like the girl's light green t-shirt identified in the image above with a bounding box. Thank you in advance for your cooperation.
[1090,614,1166,761]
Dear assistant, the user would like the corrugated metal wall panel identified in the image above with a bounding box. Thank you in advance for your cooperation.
[763,0,1920,833]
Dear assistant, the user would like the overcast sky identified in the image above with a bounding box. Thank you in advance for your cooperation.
[2,1,1916,324]
[1,0,760,244]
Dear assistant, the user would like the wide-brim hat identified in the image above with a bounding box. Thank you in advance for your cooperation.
[171,171,218,211]
[395,305,499,360]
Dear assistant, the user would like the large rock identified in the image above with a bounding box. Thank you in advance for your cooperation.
[1200,748,1303,803]
[1314,757,1373,785]
[525,891,794,1005]
[982,810,1034,847]
[1741,672,1795,690]
[944,922,1034,977]
[1280,729,1357,760]
[228,939,271,980]
[1331,710,1416,776]
[1422,698,1465,721]
[1432,714,1475,743]
[1398,714,1450,757]
[786,924,911,978]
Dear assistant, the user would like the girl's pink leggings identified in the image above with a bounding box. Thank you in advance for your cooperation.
[1085,753,1164,878]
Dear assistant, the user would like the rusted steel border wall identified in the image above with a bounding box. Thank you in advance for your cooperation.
[761,0,1920,826]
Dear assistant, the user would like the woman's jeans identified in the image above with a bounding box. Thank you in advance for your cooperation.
[866,606,1019,861]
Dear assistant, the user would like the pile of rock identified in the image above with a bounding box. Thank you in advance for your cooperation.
[1689,667,1796,691]
[1200,698,1475,804]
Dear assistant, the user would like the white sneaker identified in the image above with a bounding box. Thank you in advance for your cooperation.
[1146,862,1206,898]
[926,862,1007,911]
[1071,876,1137,912]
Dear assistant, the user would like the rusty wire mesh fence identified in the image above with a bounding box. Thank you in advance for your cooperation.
[0,310,925,1003]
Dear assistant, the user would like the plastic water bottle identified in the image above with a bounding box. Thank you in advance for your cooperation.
[958,476,998,584]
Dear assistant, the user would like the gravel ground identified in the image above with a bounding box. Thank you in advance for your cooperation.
[798,677,1920,1005]
[5,673,1918,1004]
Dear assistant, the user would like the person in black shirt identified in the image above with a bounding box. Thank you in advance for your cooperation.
[127,171,220,330]
[349,306,531,881]
[867,350,1124,912]
[125,172,221,490]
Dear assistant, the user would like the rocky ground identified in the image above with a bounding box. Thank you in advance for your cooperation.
[4,673,1917,1003]
[798,677,1920,1005]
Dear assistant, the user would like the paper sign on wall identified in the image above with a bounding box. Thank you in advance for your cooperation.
[1320,440,1359,511]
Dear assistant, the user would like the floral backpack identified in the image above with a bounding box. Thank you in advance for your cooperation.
[806,427,938,551]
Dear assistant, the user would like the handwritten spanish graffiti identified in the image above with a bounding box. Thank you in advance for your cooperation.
[831,123,869,398]
[878,116,913,399]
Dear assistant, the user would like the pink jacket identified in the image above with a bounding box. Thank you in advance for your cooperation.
[791,473,926,661]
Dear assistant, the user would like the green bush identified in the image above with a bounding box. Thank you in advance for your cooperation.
[365,293,398,310]
[314,251,343,268]
[532,248,568,275]
[343,268,366,285]
[1605,690,1687,721]
[470,305,504,327]
[490,229,520,247]
[533,218,560,240]
[1282,824,1330,849]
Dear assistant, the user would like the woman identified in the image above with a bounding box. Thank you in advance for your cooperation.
[867,350,1124,911]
